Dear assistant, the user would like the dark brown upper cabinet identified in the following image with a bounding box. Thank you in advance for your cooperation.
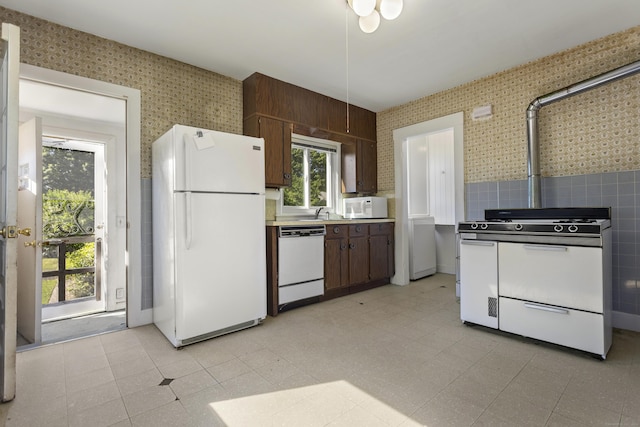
[243,115,292,188]
[327,98,376,142]
[243,72,377,190]
[341,139,377,194]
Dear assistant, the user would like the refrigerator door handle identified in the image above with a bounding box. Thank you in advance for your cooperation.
[185,192,193,250]
[185,134,192,191]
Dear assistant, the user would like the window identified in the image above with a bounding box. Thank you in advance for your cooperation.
[280,134,340,216]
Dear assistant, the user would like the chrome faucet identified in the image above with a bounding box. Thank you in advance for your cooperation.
[314,207,324,219]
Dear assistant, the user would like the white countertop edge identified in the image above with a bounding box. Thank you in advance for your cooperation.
[266,218,395,226]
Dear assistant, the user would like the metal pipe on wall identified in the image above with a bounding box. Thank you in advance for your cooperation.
[526,59,640,208]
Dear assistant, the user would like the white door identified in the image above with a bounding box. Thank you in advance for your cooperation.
[0,22,20,402]
[40,140,106,322]
[16,118,42,344]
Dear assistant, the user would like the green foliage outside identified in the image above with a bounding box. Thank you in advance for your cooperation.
[41,146,96,303]
[42,189,95,238]
[283,146,328,207]
[42,146,94,194]
[65,243,95,299]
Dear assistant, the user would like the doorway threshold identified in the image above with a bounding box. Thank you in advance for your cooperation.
[17,310,126,351]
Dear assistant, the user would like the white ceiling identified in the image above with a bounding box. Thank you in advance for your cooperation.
[3,0,639,112]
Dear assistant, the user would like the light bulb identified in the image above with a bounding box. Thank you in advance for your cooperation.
[359,9,380,33]
[379,0,403,20]
[351,0,376,17]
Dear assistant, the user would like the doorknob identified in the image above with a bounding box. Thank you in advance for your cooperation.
[24,240,36,248]
[2,226,31,238]
[0,226,30,238]
[0,226,16,238]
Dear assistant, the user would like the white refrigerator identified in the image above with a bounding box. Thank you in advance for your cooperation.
[152,124,267,347]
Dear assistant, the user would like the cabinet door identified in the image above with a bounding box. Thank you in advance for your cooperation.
[369,223,393,281]
[369,234,390,280]
[358,140,377,193]
[259,116,292,188]
[459,240,498,329]
[341,140,357,193]
[341,139,377,194]
[324,237,349,290]
[348,235,369,285]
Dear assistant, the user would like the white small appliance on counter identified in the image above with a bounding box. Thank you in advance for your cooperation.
[343,196,387,219]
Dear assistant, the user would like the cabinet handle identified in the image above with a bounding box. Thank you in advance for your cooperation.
[283,173,291,180]
[523,244,567,252]
[355,225,362,232]
[333,226,340,234]
[523,302,569,315]
[460,240,495,246]
[340,243,347,250]
[349,243,355,249]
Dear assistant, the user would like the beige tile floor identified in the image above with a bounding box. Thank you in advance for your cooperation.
[2,273,639,426]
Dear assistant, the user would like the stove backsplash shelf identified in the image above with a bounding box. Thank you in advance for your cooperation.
[483,207,611,221]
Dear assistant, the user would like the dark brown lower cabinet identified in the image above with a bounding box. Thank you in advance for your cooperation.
[348,224,369,285]
[324,225,349,291]
[369,223,394,281]
[324,222,394,300]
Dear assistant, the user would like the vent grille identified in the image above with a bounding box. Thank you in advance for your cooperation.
[488,297,498,318]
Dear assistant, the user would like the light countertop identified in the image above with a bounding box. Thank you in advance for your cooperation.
[266,218,395,226]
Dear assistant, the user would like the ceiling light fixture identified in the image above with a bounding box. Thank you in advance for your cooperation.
[347,0,403,33]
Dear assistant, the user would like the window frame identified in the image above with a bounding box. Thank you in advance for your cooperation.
[278,133,341,218]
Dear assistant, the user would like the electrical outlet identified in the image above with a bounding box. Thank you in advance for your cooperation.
[116,288,125,299]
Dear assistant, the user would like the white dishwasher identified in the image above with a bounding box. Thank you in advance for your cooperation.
[278,225,325,306]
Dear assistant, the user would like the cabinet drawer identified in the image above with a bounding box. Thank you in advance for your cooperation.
[369,222,392,235]
[348,224,368,237]
[498,242,603,313]
[499,297,609,356]
[326,224,348,239]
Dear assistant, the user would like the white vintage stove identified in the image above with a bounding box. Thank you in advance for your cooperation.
[457,207,612,359]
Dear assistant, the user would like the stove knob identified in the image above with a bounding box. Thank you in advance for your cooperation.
[514,223,523,231]
[568,225,578,233]
[480,223,488,230]
[554,224,563,232]
[471,223,478,229]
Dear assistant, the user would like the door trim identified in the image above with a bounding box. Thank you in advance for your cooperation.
[19,64,147,327]
[392,112,464,286]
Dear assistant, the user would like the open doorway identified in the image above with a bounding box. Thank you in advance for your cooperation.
[16,78,129,347]
[392,112,464,287]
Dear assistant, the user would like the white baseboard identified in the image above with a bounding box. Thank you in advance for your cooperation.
[612,310,640,332]
[437,264,455,275]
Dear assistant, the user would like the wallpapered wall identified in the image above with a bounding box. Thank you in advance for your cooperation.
[8,4,638,188]
[376,26,640,190]
[0,7,243,179]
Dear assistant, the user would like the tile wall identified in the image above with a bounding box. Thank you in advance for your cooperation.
[466,170,639,316]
